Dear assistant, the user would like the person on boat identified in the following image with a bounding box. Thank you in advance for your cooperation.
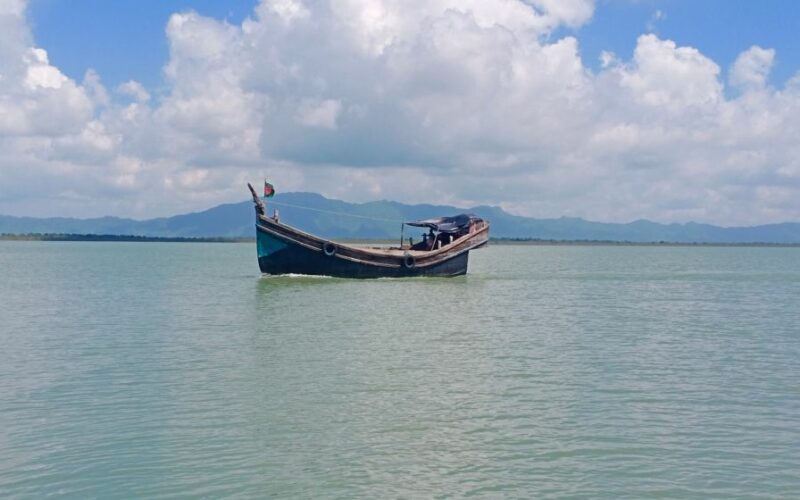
[427,229,436,250]
[410,234,426,251]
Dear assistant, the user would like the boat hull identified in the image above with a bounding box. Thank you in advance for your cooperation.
[256,223,471,278]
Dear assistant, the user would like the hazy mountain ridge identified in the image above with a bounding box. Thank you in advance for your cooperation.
[2,192,800,243]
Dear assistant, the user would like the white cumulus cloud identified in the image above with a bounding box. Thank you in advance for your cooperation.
[1,0,800,226]
[117,80,150,103]
[729,45,775,92]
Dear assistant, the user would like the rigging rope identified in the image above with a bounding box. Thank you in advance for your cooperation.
[264,199,405,224]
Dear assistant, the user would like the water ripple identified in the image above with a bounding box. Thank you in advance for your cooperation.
[1,242,799,497]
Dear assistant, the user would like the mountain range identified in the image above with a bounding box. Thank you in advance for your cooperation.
[2,192,800,244]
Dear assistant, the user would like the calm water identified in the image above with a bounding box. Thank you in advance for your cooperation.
[1,241,799,498]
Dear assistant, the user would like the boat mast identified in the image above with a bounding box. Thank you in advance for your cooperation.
[247,183,266,216]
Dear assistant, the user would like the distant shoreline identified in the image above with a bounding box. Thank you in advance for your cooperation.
[2,233,800,247]
[0,233,253,243]
[490,238,800,247]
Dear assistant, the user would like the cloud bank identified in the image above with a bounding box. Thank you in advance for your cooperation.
[1,0,799,224]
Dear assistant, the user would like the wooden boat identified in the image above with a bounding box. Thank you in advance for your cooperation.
[247,184,489,278]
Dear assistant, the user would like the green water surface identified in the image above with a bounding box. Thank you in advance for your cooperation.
[1,242,799,498]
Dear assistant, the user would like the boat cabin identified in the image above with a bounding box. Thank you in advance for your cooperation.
[405,214,485,251]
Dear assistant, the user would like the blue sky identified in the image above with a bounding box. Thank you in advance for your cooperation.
[2,0,800,224]
[29,0,258,89]
[579,1,800,84]
[29,0,800,94]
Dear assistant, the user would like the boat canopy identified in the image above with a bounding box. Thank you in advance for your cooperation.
[405,214,482,234]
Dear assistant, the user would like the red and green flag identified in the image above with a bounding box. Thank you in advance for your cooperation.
[263,180,275,198]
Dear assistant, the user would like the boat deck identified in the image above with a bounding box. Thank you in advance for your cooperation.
[355,246,427,257]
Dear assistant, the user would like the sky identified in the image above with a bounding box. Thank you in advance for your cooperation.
[2,0,800,225]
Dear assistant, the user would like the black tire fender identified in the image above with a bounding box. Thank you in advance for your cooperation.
[403,253,416,269]
[323,242,337,257]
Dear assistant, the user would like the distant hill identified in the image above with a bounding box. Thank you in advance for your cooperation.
[2,192,800,243]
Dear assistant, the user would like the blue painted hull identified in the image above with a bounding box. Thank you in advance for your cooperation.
[256,223,471,278]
